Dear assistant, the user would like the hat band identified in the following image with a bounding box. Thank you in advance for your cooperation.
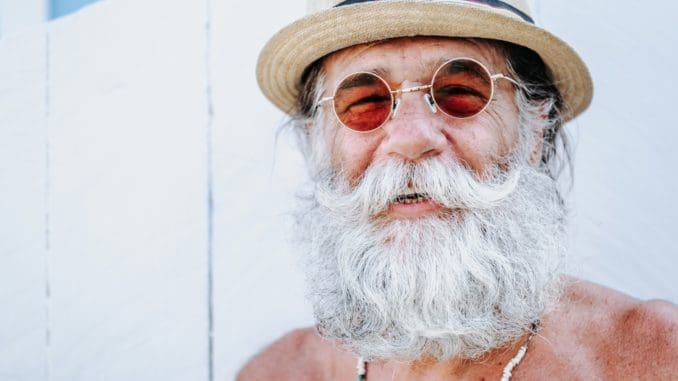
[333,0,535,24]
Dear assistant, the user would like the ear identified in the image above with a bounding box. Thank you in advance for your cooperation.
[527,100,553,166]
[304,116,317,138]
[529,126,544,165]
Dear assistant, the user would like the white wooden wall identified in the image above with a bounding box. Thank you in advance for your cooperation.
[0,1,676,380]
[0,0,47,38]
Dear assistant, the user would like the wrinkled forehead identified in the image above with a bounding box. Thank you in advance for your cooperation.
[321,37,508,85]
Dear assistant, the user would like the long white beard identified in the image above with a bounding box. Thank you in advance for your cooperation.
[293,156,566,361]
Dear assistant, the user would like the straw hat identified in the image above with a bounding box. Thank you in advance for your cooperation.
[257,0,593,122]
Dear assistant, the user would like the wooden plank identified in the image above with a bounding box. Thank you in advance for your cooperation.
[0,0,47,38]
[46,1,209,379]
[540,2,678,302]
[0,27,48,381]
[210,1,314,379]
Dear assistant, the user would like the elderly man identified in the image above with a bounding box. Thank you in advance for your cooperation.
[239,1,677,379]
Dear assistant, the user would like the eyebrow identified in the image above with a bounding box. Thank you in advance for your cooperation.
[337,72,384,90]
[365,59,450,83]
[443,59,492,85]
[372,67,390,79]
[356,58,492,84]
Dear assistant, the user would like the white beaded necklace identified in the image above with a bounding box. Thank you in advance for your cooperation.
[355,323,538,381]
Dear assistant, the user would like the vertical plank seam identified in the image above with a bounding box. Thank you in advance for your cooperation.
[43,29,53,381]
[205,0,215,380]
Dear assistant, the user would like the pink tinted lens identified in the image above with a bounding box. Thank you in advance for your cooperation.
[332,72,392,132]
[432,59,493,118]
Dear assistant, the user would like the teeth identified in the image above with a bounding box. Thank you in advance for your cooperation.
[393,193,430,204]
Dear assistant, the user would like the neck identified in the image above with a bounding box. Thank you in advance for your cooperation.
[365,331,535,380]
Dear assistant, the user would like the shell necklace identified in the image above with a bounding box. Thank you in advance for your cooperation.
[355,322,538,381]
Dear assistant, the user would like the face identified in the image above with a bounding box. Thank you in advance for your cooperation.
[317,37,522,218]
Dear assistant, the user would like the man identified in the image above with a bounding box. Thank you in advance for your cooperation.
[240,0,677,379]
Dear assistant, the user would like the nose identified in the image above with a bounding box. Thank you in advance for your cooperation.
[380,86,448,161]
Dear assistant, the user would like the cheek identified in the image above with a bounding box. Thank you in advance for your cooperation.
[444,128,497,172]
[479,99,522,160]
[443,114,519,174]
[493,93,522,151]
[330,128,381,184]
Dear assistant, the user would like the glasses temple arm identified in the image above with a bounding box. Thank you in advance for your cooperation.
[491,73,528,91]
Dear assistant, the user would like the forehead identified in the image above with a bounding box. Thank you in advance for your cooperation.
[322,37,507,85]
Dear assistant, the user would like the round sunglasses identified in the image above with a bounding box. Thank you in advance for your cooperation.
[317,57,520,133]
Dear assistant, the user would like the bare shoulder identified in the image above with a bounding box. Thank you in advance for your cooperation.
[552,278,678,378]
[236,327,355,381]
[610,296,678,378]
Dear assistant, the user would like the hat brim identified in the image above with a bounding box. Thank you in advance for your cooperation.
[257,1,593,122]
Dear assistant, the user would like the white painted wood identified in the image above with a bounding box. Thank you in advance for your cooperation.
[46,1,209,379]
[211,1,314,380]
[539,1,678,302]
[0,27,48,381]
[0,0,47,38]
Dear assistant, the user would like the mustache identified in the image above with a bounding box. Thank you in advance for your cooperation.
[314,157,521,219]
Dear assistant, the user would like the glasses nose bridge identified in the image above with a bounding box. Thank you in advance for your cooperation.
[391,84,436,119]
[392,83,432,96]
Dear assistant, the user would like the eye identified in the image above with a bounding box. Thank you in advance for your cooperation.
[434,85,489,118]
[431,59,494,118]
[435,85,486,99]
[341,93,391,113]
[334,88,392,132]
[330,72,394,131]
[334,83,391,113]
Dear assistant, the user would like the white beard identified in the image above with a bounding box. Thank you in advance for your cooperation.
[293,156,566,361]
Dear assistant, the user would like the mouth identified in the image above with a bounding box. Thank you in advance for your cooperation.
[387,191,441,219]
[392,192,432,205]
